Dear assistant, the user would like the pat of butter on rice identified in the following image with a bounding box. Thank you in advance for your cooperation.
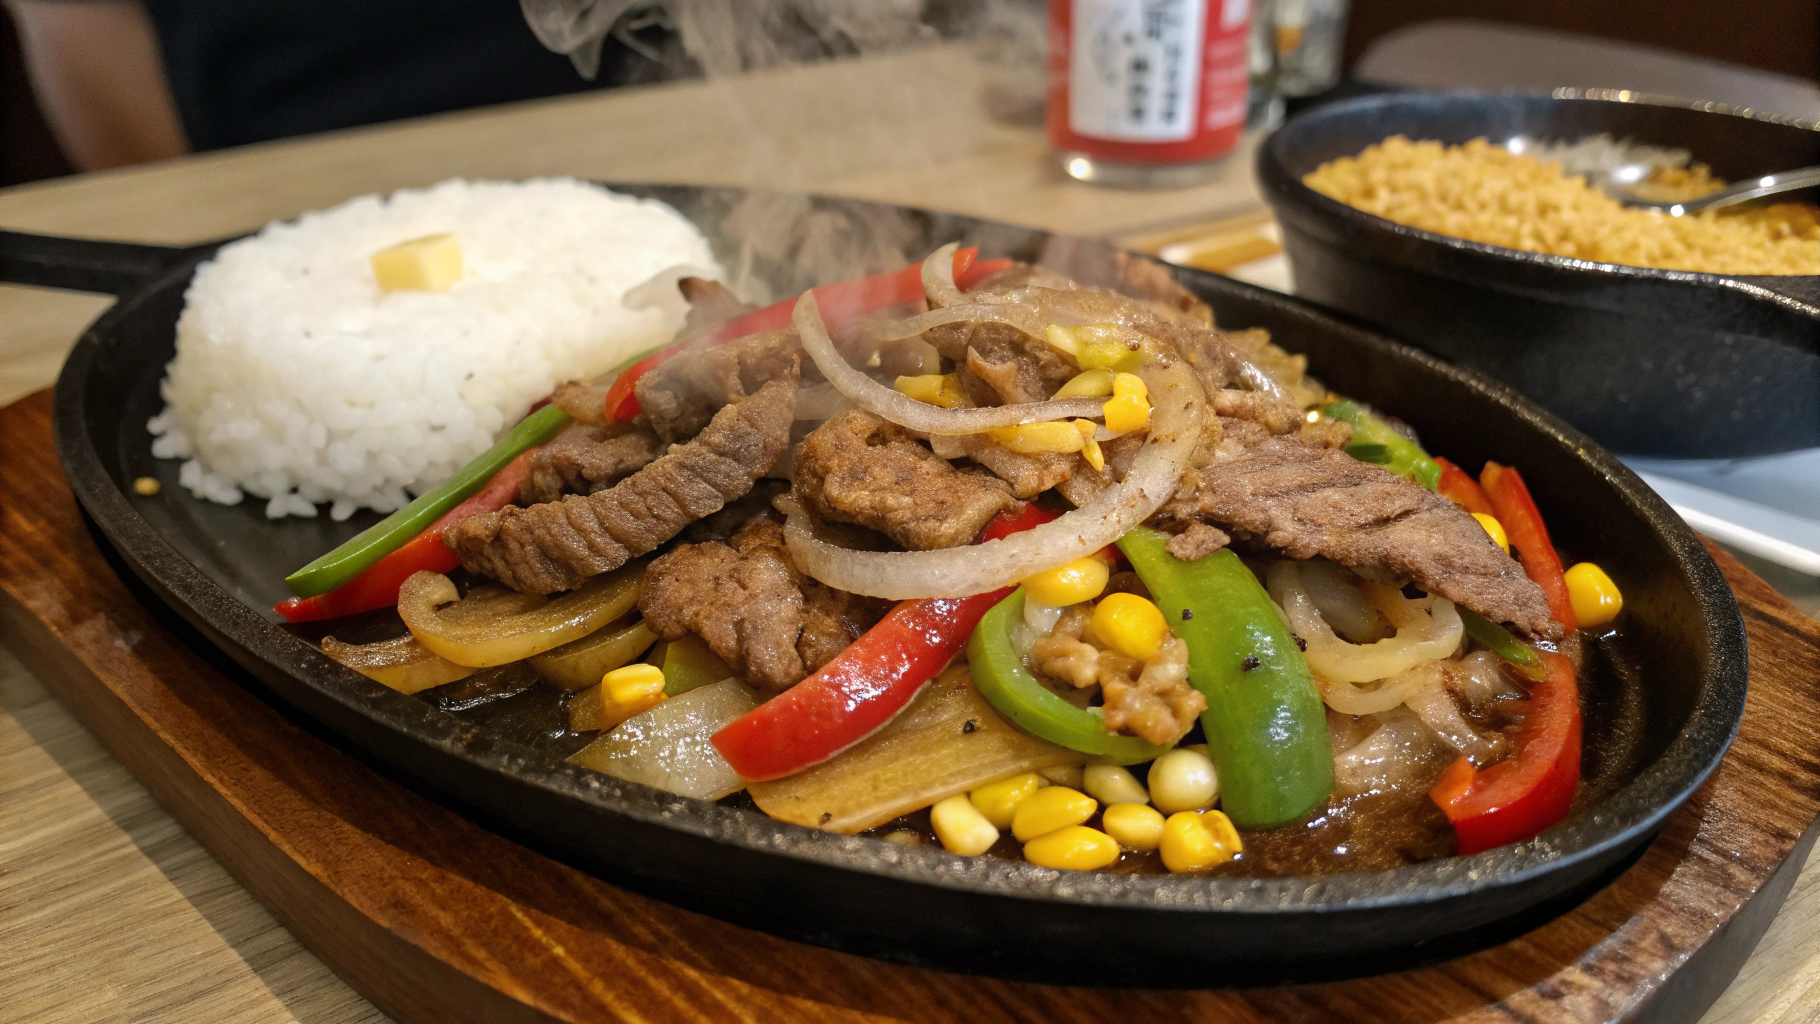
[148,178,720,520]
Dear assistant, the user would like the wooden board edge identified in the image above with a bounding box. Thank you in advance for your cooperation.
[0,588,563,1024]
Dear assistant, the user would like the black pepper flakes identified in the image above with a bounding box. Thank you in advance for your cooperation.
[1241,655,1261,671]
[1293,634,1307,652]
[1181,608,1194,621]
[962,719,978,734]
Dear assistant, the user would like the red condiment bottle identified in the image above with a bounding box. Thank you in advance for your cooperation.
[1046,0,1253,187]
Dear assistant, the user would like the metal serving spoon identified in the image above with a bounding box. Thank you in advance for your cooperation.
[1611,165,1820,215]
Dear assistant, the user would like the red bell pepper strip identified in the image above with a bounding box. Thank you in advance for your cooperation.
[1429,650,1581,854]
[1434,456,1496,517]
[1480,462,1578,632]
[274,450,537,623]
[711,503,1058,781]
[604,247,1008,422]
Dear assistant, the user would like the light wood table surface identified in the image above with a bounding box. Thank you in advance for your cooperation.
[2,43,1817,1024]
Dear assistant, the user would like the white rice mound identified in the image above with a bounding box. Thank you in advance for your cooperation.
[148,178,719,519]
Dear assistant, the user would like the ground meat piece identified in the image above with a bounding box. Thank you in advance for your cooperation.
[447,373,797,594]
[1101,636,1203,746]
[792,410,1016,550]
[520,422,665,504]
[1164,523,1230,561]
[638,518,887,691]
[1031,605,1203,745]
[1032,605,1115,689]
[635,329,800,443]
[1162,430,1561,639]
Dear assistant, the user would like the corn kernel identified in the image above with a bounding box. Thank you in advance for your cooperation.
[1565,561,1624,627]
[1160,811,1237,873]
[1147,747,1219,814]
[1022,825,1121,871]
[371,233,462,293]
[1046,324,1142,371]
[1011,785,1098,842]
[1472,513,1510,553]
[894,373,964,408]
[601,663,668,721]
[1201,809,1243,854]
[1111,372,1148,402]
[1021,557,1110,607]
[1082,764,1150,806]
[1044,324,1081,357]
[1103,394,1150,434]
[1090,592,1168,660]
[1055,369,1115,398]
[989,421,1086,454]
[1075,420,1106,471]
[931,794,1000,856]
[970,772,1046,829]
[1101,802,1166,851]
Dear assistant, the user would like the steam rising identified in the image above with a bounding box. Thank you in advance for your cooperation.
[519,1,1053,303]
[521,0,938,79]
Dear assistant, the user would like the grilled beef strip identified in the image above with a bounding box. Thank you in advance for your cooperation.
[639,517,889,691]
[447,371,798,594]
[1161,420,1561,639]
[634,328,800,443]
[792,409,1017,550]
[519,422,665,504]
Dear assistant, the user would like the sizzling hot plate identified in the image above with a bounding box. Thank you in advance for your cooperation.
[16,185,1746,985]
[1258,90,1820,460]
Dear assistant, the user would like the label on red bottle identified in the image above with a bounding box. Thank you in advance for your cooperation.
[1048,0,1251,165]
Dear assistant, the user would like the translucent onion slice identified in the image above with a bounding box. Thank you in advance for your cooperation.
[866,303,1057,344]
[796,291,1106,435]
[567,678,759,800]
[1402,666,1509,765]
[921,242,967,309]
[397,562,644,668]
[322,634,475,695]
[784,350,1205,600]
[1269,561,1463,684]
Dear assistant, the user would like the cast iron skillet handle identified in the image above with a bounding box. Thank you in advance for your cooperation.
[0,228,198,297]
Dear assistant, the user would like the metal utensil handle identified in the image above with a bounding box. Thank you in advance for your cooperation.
[1683,166,1820,213]
[0,229,197,297]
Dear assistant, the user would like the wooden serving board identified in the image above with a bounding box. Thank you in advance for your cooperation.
[4,386,1819,1024]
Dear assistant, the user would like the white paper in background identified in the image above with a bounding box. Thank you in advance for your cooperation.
[1068,0,1207,142]
[1624,449,1820,577]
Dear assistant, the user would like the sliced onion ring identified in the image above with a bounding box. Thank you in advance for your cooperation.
[867,303,1056,344]
[784,350,1205,600]
[922,242,967,309]
[795,291,1105,434]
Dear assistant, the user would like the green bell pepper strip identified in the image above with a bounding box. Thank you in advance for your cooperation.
[283,402,572,597]
[967,588,1175,765]
[1323,400,1442,491]
[1459,608,1548,682]
[1118,527,1334,829]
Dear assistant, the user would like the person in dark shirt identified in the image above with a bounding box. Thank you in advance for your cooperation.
[7,0,672,169]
